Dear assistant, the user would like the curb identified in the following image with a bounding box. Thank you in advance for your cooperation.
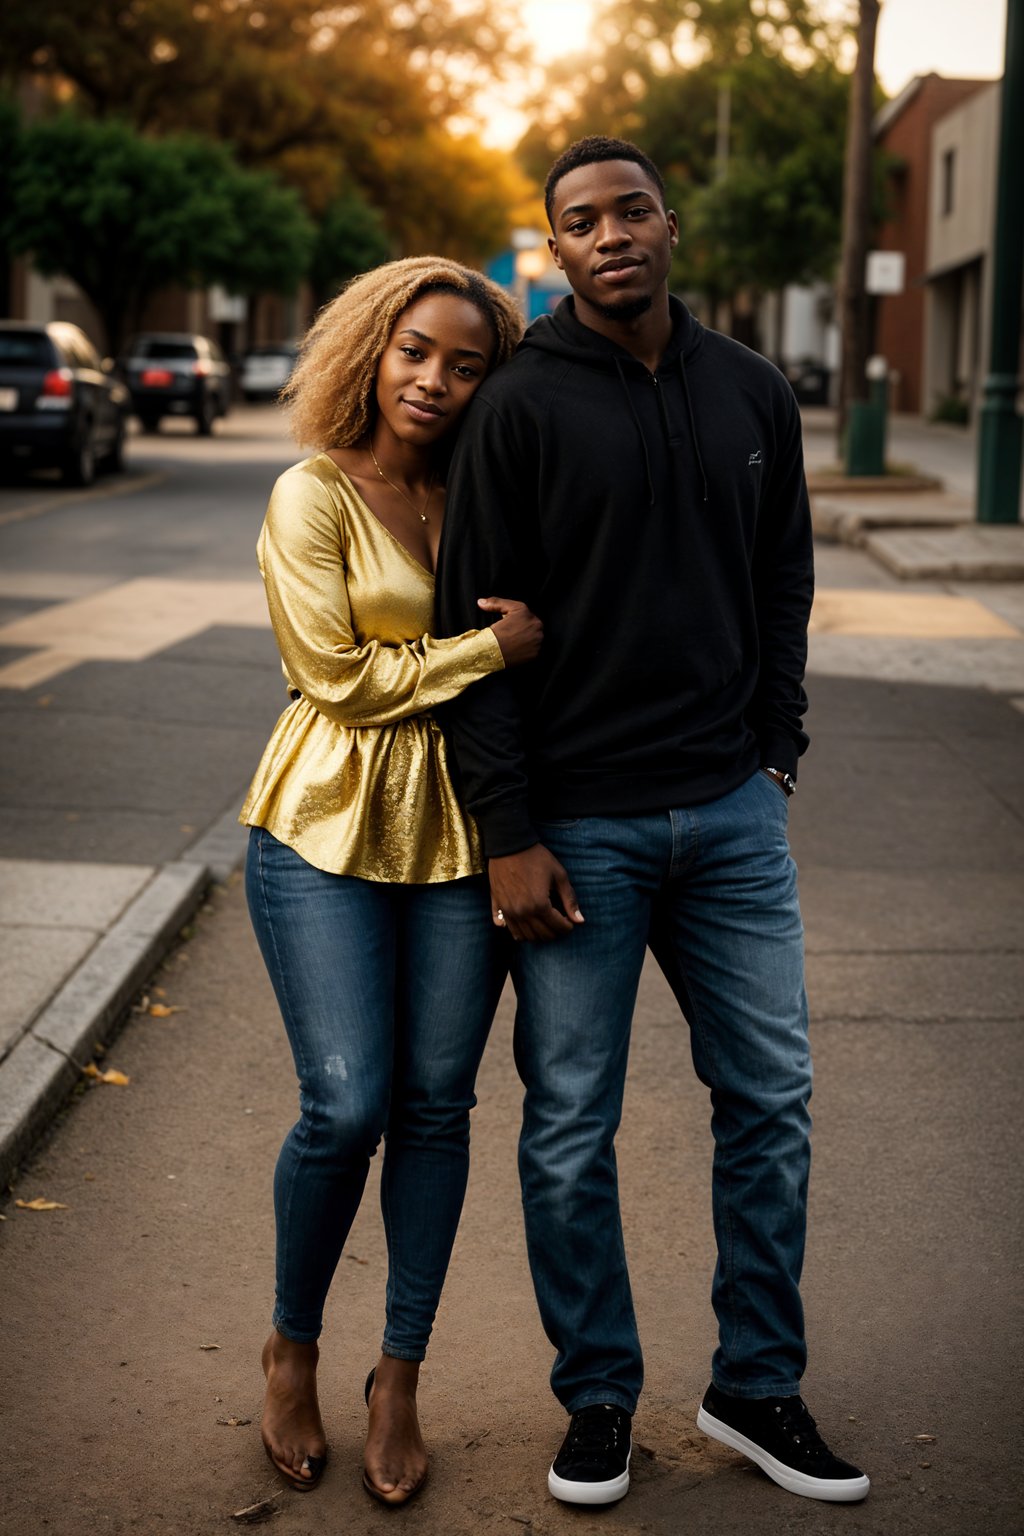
[0,860,210,1190]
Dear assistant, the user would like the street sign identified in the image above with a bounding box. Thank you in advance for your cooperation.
[866,251,906,295]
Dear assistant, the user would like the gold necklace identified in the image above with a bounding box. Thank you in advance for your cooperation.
[367,441,435,524]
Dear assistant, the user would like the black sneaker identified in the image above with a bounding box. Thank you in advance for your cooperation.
[548,1403,632,1505]
[697,1384,870,1503]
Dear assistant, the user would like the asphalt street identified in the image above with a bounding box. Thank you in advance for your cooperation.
[0,406,1022,1535]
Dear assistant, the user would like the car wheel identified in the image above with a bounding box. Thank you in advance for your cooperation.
[195,394,216,436]
[62,427,97,488]
[138,412,161,433]
[102,418,127,474]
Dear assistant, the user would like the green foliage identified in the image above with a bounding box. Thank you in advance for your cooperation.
[5,114,313,350]
[309,192,392,309]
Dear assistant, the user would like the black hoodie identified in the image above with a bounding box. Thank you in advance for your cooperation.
[436,295,813,859]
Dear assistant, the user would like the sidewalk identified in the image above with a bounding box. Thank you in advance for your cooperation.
[0,803,248,1185]
[2,656,1022,1535]
[802,407,1024,578]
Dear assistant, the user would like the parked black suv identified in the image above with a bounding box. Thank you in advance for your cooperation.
[0,321,130,486]
[121,332,233,435]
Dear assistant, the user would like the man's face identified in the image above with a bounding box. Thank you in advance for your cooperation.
[547,159,679,325]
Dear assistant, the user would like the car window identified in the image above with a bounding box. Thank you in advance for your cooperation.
[132,338,199,360]
[0,332,57,366]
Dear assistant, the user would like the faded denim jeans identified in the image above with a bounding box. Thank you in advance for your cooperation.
[246,826,505,1355]
[511,770,812,1412]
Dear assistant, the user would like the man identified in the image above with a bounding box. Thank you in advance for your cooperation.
[436,135,868,1509]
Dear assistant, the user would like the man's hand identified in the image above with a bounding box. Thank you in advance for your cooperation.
[488,845,584,943]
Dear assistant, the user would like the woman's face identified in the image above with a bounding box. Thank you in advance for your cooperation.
[373,291,495,449]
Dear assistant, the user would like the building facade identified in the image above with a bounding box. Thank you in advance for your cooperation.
[872,73,992,414]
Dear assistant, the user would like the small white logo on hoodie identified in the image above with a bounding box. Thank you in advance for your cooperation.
[748,450,762,466]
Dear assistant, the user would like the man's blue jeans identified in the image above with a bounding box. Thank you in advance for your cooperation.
[245,827,505,1355]
[511,770,812,1412]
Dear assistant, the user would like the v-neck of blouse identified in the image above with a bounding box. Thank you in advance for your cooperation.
[317,452,436,579]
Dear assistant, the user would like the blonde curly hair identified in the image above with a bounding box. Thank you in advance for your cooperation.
[283,256,524,450]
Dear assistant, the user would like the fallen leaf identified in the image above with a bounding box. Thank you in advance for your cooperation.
[914,1434,937,1444]
[199,1343,221,1351]
[345,1252,368,1265]
[919,1461,932,1469]
[0,1212,6,1220]
[152,985,167,997]
[82,1064,130,1085]
[15,1197,68,1211]
[217,1416,252,1427]
[84,1173,96,1181]
[148,1003,183,1018]
[231,1498,278,1524]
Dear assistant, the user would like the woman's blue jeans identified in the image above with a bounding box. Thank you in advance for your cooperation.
[512,770,812,1413]
[245,827,505,1356]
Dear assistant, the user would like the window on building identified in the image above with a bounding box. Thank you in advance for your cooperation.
[942,149,956,216]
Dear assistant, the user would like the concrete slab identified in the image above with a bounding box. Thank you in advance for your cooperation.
[812,491,971,544]
[807,633,1024,691]
[865,524,1024,581]
[0,925,98,1059]
[0,858,152,927]
[811,588,1019,638]
[0,860,210,1187]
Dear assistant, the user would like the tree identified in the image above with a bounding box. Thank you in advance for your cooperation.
[0,96,19,318]
[0,0,526,223]
[5,115,313,352]
[309,192,392,312]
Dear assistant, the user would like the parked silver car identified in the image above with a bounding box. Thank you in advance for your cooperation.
[240,342,298,402]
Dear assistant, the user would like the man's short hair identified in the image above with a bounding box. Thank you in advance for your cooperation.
[544,136,666,227]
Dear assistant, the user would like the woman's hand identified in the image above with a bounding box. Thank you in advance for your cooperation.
[477,596,543,667]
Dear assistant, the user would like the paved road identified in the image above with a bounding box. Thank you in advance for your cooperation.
[1,406,1022,1534]
[0,408,290,867]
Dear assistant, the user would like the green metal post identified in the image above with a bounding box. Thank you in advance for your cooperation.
[977,0,1024,523]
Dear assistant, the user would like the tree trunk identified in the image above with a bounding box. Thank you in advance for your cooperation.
[836,0,880,452]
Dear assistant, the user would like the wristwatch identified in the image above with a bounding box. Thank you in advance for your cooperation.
[763,766,797,797]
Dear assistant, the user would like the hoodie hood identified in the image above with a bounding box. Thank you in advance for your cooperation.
[519,295,709,506]
[520,293,705,373]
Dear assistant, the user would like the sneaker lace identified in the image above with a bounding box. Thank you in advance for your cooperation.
[566,1406,624,1458]
[775,1398,830,1460]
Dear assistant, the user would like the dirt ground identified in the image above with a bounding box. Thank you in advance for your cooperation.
[2,858,1022,1536]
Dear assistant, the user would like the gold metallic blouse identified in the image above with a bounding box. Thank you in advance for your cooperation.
[240,454,504,882]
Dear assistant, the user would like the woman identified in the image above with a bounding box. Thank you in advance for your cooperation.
[240,257,535,1506]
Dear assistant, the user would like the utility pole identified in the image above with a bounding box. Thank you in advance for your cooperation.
[976,0,1023,523]
[836,0,881,455]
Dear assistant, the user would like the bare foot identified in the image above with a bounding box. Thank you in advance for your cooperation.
[261,1330,327,1487]
[363,1356,429,1504]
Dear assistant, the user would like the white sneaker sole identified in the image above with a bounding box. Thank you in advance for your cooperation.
[548,1450,631,1506]
[697,1406,870,1503]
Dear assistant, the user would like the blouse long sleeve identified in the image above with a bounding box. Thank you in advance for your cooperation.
[258,463,503,728]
